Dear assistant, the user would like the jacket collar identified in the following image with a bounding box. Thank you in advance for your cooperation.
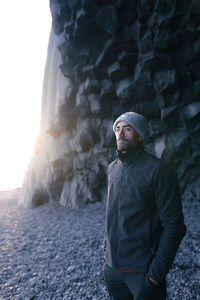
[117,145,144,162]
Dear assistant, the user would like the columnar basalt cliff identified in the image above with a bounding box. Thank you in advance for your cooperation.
[20,0,200,207]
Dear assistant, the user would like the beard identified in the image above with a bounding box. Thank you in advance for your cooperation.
[117,138,136,152]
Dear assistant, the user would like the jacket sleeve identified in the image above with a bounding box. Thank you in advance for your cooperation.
[148,162,186,283]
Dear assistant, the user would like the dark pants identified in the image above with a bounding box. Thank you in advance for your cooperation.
[103,263,166,300]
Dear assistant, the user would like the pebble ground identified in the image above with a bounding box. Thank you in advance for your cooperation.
[0,189,199,300]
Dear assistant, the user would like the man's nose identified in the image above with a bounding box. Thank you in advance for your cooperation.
[118,128,125,137]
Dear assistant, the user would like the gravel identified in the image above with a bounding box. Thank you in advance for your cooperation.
[0,189,199,300]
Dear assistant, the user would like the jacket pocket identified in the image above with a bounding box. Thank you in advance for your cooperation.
[138,273,159,299]
[144,273,158,289]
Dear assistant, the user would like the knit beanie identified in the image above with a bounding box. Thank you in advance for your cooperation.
[113,112,149,142]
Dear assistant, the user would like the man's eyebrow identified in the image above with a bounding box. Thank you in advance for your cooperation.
[116,125,132,128]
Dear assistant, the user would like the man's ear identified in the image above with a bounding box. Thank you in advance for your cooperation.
[136,135,143,145]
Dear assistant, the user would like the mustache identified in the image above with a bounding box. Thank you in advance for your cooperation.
[117,138,129,142]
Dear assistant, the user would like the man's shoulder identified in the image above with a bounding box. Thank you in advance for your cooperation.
[141,150,161,166]
[108,158,118,169]
[142,150,176,177]
[142,150,175,173]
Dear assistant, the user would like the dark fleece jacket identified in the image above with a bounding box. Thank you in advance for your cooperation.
[105,146,186,283]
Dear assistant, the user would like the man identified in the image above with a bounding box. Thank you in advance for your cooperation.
[104,112,186,300]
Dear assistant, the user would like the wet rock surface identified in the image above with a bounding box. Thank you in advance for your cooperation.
[0,189,199,299]
[21,0,200,207]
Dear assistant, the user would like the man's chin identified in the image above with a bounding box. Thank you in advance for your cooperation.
[117,144,129,152]
[117,143,136,152]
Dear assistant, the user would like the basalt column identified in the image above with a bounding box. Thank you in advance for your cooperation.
[20,0,200,207]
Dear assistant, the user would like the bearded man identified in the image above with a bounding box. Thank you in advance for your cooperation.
[104,112,186,300]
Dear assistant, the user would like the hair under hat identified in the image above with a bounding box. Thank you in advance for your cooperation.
[113,112,149,142]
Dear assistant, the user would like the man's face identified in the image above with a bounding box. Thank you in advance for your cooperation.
[114,121,142,152]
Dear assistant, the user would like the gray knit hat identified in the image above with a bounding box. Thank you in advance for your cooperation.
[113,112,149,142]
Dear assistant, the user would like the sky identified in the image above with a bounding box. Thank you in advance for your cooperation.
[0,1,51,191]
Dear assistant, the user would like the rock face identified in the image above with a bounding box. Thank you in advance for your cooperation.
[20,0,200,207]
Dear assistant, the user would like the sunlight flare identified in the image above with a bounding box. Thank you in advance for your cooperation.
[0,1,51,191]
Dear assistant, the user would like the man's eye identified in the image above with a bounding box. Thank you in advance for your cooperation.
[124,127,131,132]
